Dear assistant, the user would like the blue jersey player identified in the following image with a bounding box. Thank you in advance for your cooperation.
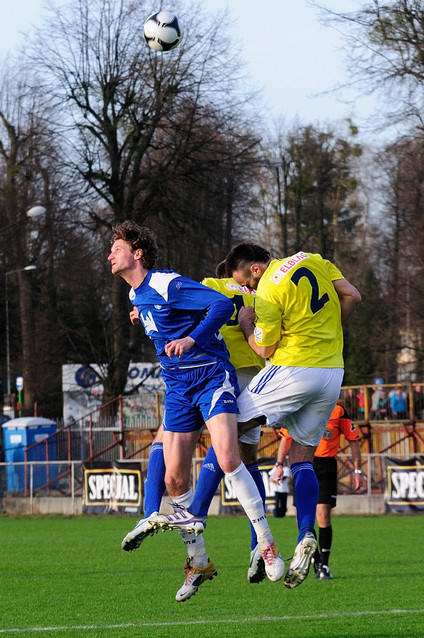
[108,221,284,600]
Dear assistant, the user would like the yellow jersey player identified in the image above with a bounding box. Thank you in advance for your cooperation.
[226,243,361,590]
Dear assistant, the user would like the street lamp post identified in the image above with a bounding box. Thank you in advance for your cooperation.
[5,265,37,400]
[3,205,46,408]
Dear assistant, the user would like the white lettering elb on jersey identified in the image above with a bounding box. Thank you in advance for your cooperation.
[270,251,309,284]
[225,282,256,295]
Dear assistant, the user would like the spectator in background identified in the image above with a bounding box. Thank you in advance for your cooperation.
[390,385,407,420]
[269,463,291,518]
[378,390,388,419]
[371,386,386,420]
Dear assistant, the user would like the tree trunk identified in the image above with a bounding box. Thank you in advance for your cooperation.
[101,275,132,411]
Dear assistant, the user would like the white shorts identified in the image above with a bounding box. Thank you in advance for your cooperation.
[237,367,263,445]
[237,365,344,447]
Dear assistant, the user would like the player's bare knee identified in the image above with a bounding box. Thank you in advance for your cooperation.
[215,452,240,474]
[165,474,189,496]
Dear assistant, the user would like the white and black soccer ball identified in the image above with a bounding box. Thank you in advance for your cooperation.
[143,11,183,52]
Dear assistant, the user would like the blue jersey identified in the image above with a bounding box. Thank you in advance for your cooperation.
[129,270,234,369]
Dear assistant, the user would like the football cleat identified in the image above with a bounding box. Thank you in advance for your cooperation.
[284,532,317,589]
[148,505,206,535]
[175,557,217,602]
[261,542,285,582]
[319,564,333,580]
[248,544,266,583]
[121,513,160,552]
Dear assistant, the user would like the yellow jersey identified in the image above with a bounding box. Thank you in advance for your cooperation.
[202,277,265,372]
[254,252,344,368]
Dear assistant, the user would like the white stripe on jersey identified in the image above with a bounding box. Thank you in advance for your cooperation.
[148,271,179,301]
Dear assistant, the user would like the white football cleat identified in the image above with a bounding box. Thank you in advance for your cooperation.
[150,505,206,535]
[261,542,285,582]
[121,513,159,552]
[284,532,317,588]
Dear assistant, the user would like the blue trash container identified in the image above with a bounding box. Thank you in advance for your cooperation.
[2,417,57,492]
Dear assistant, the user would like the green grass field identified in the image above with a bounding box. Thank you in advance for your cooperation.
[0,513,423,638]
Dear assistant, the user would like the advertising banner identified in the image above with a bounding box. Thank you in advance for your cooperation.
[62,363,165,425]
[386,457,424,513]
[83,461,143,515]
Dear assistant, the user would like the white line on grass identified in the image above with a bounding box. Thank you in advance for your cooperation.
[1,609,424,634]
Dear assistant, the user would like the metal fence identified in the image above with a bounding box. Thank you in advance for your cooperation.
[2,383,424,502]
[1,452,422,507]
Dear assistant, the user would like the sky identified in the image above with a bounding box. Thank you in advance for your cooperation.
[0,0,377,134]
[207,0,374,126]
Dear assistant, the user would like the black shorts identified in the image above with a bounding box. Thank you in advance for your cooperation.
[313,456,337,508]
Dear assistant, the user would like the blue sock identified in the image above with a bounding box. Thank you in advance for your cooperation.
[143,441,166,517]
[189,445,224,518]
[291,461,318,543]
[245,462,266,550]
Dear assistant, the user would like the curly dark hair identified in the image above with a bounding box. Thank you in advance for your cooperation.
[112,220,158,269]
[225,243,271,275]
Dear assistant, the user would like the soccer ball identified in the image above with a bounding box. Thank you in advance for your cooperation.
[143,11,183,52]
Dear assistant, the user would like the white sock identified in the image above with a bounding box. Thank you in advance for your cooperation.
[172,489,193,509]
[226,462,274,549]
[173,489,208,567]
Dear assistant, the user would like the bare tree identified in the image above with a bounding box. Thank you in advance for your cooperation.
[371,137,424,380]
[317,0,424,132]
[255,122,363,262]
[24,0,262,405]
[0,62,60,413]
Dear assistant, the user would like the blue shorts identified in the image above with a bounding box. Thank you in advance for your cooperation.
[162,362,239,433]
